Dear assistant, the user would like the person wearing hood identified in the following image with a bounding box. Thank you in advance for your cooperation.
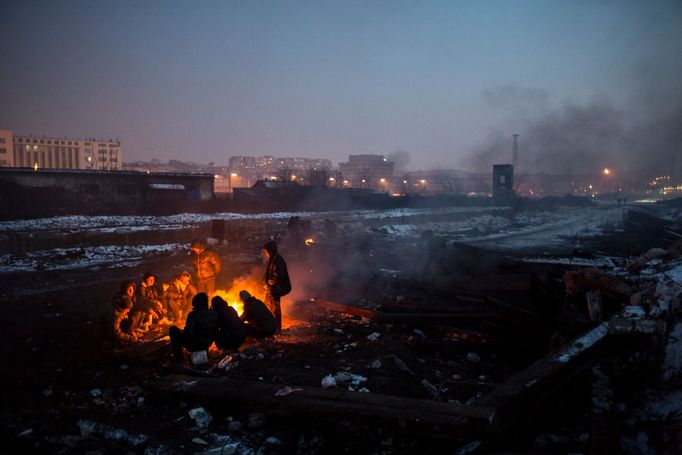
[211,296,246,350]
[190,239,222,297]
[261,240,291,331]
[111,281,139,343]
[163,271,197,323]
[168,292,218,362]
[238,290,276,338]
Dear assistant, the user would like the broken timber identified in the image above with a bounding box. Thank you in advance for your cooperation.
[151,374,497,434]
[310,298,492,327]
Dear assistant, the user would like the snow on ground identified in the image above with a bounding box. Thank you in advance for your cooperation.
[0,206,494,234]
[0,243,185,273]
[0,204,634,273]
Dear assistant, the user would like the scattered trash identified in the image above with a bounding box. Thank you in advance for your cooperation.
[217,355,233,370]
[89,388,102,397]
[191,350,209,367]
[389,355,414,375]
[42,388,53,397]
[466,352,481,363]
[227,421,242,432]
[371,359,382,369]
[203,442,239,455]
[120,364,129,370]
[247,412,265,429]
[420,379,439,398]
[275,386,304,397]
[413,329,426,339]
[367,332,381,341]
[189,407,212,430]
[17,428,33,438]
[321,375,337,389]
[192,437,208,445]
[77,419,148,447]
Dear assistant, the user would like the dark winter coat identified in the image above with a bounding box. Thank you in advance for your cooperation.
[183,301,218,351]
[212,299,247,349]
[240,296,276,336]
[262,242,291,298]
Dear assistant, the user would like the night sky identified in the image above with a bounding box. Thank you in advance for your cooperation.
[1,0,680,176]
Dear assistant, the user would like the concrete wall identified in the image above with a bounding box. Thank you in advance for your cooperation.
[0,168,214,219]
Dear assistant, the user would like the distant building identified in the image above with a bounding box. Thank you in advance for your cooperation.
[226,155,332,191]
[338,154,394,190]
[0,129,122,170]
[492,164,515,206]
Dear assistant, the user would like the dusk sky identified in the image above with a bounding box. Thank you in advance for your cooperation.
[1,0,681,175]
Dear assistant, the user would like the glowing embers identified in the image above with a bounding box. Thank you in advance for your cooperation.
[304,238,315,246]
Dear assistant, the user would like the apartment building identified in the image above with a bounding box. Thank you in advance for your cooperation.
[0,129,122,170]
[338,154,394,189]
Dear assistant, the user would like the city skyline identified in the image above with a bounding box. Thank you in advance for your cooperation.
[1,1,680,176]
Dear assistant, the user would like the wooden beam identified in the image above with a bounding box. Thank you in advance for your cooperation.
[151,374,497,432]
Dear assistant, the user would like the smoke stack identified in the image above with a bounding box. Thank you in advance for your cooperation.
[512,134,519,167]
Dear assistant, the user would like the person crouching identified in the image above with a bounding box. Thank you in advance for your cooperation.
[169,292,217,363]
[211,296,247,350]
[238,290,276,338]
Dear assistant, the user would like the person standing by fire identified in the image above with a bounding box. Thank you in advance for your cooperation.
[261,240,291,331]
[190,239,222,298]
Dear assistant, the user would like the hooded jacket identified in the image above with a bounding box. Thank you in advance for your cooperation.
[111,281,136,343]
[183,293,218,349]
[191,245,222,282]
[262,241,291,298]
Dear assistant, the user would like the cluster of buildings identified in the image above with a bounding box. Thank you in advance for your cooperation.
[1,127,665,199]
[0,129,122,171]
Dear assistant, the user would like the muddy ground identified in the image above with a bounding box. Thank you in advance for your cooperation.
[0,205,669,454]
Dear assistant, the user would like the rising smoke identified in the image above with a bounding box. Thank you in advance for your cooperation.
[464,48,682,181]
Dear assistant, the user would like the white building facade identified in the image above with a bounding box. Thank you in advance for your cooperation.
[0,129,122,170]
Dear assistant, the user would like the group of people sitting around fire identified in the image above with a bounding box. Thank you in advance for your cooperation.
[110,238,291,364]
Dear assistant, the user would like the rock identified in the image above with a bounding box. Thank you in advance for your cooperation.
[247,412,265,429]
[466,352,480,363]
[189,407,213,430]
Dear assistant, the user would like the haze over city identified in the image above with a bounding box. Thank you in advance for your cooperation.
[1,0,680,177]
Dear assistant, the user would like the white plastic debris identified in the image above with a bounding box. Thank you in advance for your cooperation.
[217,355,233,370]
[189,407,213,429]
[421,379,439,397]
[191,350,209,366]
[413,329,426,339]
[120,364,129,370]
[42,388,53,397]
[333,372,352,382]
[367,332,381,341]
[466,352,481,363]
[371,359,382,369]
[89,388,102,397]
[321,375,337,389]
[192,437,208,445]
[358,387,370,393]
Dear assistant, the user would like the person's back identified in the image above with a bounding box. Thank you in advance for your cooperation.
[239,291,276,337]
[211,296,246,349]
[110,281,138,343]
[184,300,218,350]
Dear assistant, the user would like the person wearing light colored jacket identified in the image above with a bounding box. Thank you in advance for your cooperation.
[190,239,222,297]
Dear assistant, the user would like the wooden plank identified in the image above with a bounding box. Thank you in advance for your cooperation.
[151,374,497,430]
[472,322,611,432]
[309,298,379,318]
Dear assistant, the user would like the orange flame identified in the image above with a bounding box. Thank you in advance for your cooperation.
[305,238,315,246]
